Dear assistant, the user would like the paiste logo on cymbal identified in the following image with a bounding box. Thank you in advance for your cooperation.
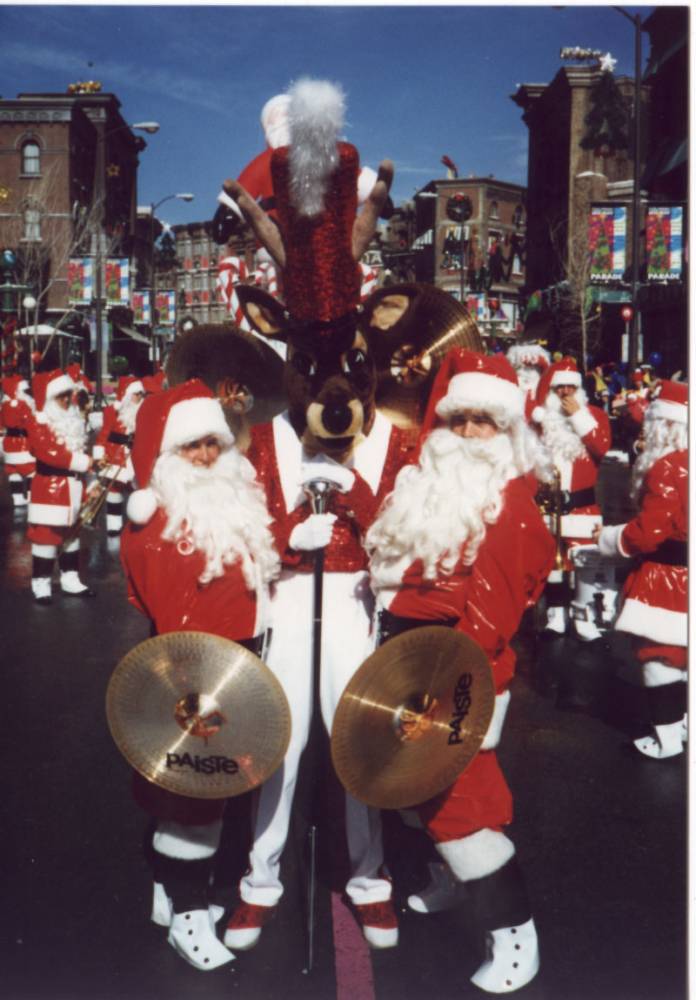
[448,673,474,745]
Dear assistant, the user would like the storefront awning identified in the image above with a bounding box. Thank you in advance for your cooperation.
[112,326,151,345]
[16,324,82,339]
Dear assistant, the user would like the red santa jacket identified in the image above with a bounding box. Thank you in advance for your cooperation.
[376,477,555,692]
[248,411,414,574]
[121,508,261,639]
[602,450,687,650]
[26,414,90,527]
[93,405,135,484]
[1,398,36,475]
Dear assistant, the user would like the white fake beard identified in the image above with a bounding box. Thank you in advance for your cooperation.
[150,449,281,589]
[119,394,142,434]
[43,399,86,453]
[631,416,687,499]
[537,389,588,463]
[367,428,516,585]
[516,366,541,394]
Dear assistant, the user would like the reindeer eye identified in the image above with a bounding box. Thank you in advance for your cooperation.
[291,352,317,377]
[343,349,367,374]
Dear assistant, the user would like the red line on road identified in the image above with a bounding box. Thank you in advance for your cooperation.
[331,891,376,1000]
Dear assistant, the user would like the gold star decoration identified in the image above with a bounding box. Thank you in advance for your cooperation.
[106,163,121,178]
[0,186,11,202]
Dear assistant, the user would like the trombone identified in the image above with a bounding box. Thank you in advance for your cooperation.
[537,467,565,574]
[61,459,126,549]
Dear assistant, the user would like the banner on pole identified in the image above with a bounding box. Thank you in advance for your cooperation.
[646,205,683,281]
[155,290,176,326]
[132,291,152,325]
[589,205,626,282]
[68,258,92,305]
[105,258,130,305]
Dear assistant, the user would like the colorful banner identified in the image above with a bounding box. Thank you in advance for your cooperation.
[132,291,151,325]
[646,205,683,281]
[466,293,486,320]
[105,258,130,305]
[67,258,92,305]
[155,290,176,326]
[588,205,626,282]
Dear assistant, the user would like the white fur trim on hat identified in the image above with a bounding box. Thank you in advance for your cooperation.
[647,399,687,424]
[550,369,582,388]
[160,397,234,455]
[46,373,75,401]
[123,379,145,400]
[436,371,524,422]
[127,487,158,525]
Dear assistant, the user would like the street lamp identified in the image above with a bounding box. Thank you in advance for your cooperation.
[149,193,194,368]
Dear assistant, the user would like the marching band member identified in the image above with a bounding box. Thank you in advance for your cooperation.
[530,357,611,640]
[26,369,95,604]
[120,378,280,970]
[1,374,36,509]
[597,380,688,759]
[93,375,145,535]
[366,349,554,994]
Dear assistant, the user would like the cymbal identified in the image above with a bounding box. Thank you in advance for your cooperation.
[106,632,291,800]
[331,626,494,810]
[366,284,483,430]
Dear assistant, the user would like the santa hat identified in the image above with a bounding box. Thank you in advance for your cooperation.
[531,356,582,423]
[2,374,22,399]
[506,342,550,371]
[32,369,74,411]
[646,379,688,424]
[421,348,523,437]
[127,379,235,525]
[116,375,145,405]
[142,371,167,395]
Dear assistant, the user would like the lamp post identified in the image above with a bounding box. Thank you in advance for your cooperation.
[148,193,194,369]
[91,121,160,409]
[613,6,644,370]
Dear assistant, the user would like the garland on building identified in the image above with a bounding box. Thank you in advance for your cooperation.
[580,71,629,158]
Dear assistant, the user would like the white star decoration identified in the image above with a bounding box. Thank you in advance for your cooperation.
[600,52,618,73]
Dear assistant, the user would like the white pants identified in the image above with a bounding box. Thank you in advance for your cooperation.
[240,569,391,907]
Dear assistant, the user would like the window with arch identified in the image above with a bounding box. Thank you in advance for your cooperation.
[488,200,500,221]
[22,141,41,175]
[23,206,41,241]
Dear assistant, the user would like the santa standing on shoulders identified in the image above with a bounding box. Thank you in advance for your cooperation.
[1,374,36,509]
[26,369,95,603]
[505,341,550,421]
[596,380,688,759]
[530,356,611,640]
[93,375,145,536]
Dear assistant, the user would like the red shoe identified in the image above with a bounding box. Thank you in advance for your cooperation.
[354,899,399,949]
[223,902,276,951]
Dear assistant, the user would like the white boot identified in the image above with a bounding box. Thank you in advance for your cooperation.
[167,909,234,970]
[151,882,174,927]
[634,720,685,759]
[60,570,92,596]
[408,861,467,914]
[544,606,567,635]
[31,577,52,604]
[470,917,540,993]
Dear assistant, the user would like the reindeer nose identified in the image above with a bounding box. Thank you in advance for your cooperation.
[322,402,353,435]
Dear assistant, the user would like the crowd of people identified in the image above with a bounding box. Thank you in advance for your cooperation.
[0,77,687,996]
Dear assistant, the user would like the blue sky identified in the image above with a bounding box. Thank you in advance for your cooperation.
[0,3,654,227]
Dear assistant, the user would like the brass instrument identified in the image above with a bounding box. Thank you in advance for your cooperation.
[537,468,565,573]
[61,459,125,548]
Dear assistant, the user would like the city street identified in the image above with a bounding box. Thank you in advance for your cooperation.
[0,460,687,1000]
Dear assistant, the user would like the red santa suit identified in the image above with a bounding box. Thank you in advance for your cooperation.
[1,375,36,506]
[598,380,688,759]
[93,375,144,535]
[531,357,612,639]
[237,409,412,913]
[120,378,279,971]
[367,349,553,994]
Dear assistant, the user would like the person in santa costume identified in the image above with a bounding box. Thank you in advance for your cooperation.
[120,378,280,971]
[366,348,554,994]
[1,374,36,509]
[505,341,550,420]
[92,375,145,536]
[530,356,612,640]
[222,78,412,952]
[596,379,688,760]
[26,369,95,604]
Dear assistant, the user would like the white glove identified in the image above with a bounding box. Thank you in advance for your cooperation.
[289,513,337,551]
[299,457,354,493]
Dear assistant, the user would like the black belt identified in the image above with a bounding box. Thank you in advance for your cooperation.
[560,487,596,515]
[648,539,687,567]
[36,460,79,478]
[5,427,27,438]
[378,609,458,647]
[108,431,133,447]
